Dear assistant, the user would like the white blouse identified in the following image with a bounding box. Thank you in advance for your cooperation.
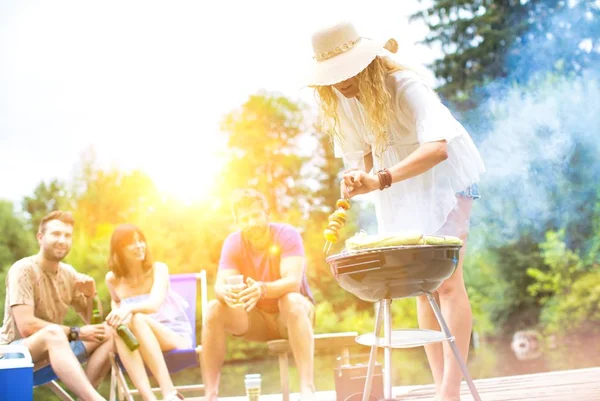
[333,69,486,235]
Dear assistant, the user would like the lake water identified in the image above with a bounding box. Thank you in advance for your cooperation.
[176,333,600,397]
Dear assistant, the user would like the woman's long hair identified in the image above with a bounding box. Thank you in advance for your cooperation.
[315,56,405,156]
[108,224,154,278]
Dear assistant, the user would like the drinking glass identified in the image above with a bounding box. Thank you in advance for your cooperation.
[225,275,246,308]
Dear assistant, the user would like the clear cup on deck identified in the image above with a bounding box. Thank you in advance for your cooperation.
[224,275,246,308]
[244,373,261,401]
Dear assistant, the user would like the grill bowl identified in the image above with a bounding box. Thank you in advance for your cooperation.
[326,245,461,302]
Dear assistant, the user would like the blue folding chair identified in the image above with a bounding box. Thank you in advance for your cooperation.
[109,271,208,401]
[32,299,107,401]
[34,372,76,401]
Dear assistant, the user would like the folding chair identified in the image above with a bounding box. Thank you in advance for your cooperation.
[31,296,109,401]
[109,271,208,401]
[34,373,75,401]
[33,300,104,400]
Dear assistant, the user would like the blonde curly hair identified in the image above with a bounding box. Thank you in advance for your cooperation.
[314,56,405,156]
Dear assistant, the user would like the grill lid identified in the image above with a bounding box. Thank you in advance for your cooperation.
[326,244,461,263]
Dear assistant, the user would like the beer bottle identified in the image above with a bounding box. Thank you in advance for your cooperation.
[91,296,103,324]
[91,309,103,324]
[117,325,140,351]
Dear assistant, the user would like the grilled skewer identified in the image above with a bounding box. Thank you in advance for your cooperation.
[323,198,351,254]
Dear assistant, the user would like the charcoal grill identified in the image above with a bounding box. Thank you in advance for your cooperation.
[326,245,482,401]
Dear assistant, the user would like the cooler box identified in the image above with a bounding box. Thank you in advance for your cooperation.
[334,355,383,401]
[0,344,33,401]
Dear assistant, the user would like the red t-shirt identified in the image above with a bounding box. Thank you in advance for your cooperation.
[218,223,314,313]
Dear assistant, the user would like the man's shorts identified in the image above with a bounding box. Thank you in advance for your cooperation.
[235,295,315,342]
[2,338,88,365]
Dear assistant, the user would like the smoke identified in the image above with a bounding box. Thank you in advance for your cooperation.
[465,1,600,250]
[469,72,600,248]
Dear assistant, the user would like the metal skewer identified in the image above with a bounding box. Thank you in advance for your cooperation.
[323,197,350,256]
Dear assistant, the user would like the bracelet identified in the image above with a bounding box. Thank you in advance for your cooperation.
[377,168,392,190]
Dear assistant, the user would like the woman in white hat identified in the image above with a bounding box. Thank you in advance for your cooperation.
[308,22,485,401]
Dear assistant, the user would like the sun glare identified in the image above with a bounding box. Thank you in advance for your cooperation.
[150,150,226,205]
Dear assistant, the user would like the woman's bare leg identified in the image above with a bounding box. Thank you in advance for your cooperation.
[130,313,188,399]
[113,329,157,401]
[418,197,474,401]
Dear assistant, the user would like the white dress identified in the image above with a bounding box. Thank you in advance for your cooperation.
[333,70,486,235]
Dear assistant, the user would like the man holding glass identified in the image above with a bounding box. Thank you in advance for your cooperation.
[201,188,316,401]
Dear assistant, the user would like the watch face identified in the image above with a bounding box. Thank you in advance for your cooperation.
[69,327,79,341]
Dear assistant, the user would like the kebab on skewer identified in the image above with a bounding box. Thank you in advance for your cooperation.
[323,198,351,254]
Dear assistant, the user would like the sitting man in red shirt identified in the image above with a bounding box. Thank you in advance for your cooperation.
[202,188,316,401]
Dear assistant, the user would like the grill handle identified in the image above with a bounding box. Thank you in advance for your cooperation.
[334,253,385,275]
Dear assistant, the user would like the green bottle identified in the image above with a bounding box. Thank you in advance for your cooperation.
[91,309,103,324]
[91,296,103,324]
[117,325,140,351]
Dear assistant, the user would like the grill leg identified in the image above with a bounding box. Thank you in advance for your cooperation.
[362,301,384,401]
[426,292,482,401]
[382,298,393,399]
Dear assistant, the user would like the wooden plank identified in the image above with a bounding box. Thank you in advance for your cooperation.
[267,332,358,354]
[396,367,600,401]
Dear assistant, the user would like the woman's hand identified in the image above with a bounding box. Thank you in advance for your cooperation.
[341,169,380,198]
[105,306,132,328]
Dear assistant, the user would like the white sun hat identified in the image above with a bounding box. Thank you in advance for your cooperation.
[306,21,398,87]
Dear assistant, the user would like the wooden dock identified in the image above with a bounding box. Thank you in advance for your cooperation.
[187,367,600,401]
[391,366,600,401]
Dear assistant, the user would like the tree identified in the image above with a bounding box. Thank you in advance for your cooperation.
[0,200,37,320]
[22,179,70,234]
[219,92,310,219]
[527,230,600,333]
[70,151,163,237]
[411,0,600,107]
[0,200,36,270]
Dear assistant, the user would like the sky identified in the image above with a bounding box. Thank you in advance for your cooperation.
[0,0,438,204]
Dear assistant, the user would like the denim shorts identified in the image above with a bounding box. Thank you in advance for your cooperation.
[457,183,480,199]
[1,338,88,364]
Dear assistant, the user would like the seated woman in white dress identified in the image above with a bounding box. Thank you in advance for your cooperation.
[307,22,486,401]
[105,224,192,401]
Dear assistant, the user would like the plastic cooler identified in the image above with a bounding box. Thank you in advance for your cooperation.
[0,344,33,401]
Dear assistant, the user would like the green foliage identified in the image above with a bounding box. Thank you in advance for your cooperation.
[463,248,511,335]
[527,230,584,304]
[526,230,600,334]
[22,179,71,234]
[219,91,310,219]
[0,200,37,269]
[0,201,37,318]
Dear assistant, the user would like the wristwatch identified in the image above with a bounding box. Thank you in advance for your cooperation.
[68,326,80,342]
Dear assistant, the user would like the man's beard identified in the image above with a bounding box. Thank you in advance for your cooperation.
[42,247,69,262]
